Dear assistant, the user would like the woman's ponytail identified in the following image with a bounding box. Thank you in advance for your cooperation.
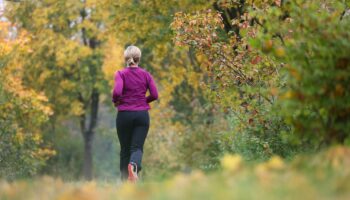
[124,46,142,67]
[127,57,136,66]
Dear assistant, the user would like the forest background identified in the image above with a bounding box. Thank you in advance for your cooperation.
[0,0,350,199]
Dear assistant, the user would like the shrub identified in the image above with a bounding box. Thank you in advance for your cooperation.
[253,0,350,145]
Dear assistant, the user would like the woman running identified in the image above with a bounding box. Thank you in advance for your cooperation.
[112,46,158,182]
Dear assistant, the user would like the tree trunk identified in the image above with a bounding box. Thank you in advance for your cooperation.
[79,89,100,180]
[83,133,93,180]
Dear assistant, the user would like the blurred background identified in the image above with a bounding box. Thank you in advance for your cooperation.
[0,1,349,198]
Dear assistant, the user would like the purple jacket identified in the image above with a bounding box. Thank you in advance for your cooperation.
[112,66,158,111]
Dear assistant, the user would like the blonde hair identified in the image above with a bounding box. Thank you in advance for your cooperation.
[124,45,141,66]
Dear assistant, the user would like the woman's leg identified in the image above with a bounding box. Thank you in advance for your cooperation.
[116,112,133,180]
[130,111,150,172]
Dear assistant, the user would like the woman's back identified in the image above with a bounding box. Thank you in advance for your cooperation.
[114,45,157,181]
[113,66,158,111]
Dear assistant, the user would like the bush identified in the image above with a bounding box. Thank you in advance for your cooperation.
[253,0,350,145]
[227,112,304,161]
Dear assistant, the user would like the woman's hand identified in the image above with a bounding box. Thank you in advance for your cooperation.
[114,100,120,107]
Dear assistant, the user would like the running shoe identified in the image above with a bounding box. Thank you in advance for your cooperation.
[128,162,138,182]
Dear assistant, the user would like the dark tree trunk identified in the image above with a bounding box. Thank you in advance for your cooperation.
[83,133,93,180]
[79,89,100,180]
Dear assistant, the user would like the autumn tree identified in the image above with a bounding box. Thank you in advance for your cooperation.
[5,0,117,180]
[0,22,55,179]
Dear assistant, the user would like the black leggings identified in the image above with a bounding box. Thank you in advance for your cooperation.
[116,110,150,180]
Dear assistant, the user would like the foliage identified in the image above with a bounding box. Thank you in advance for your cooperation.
[252,0,350,145]
[170,1,299,164]
[1,146,350,200]
[0,22,55,179]
[170,0,350,167]
[4,0,121,179]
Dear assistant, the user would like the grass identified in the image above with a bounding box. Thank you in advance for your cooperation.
[1,146,350,200]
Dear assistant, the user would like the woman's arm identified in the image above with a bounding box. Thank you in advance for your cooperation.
[112,71,123,105]
[146,73,158,103]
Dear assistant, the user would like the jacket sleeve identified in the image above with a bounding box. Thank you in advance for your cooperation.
[146,73,159,103]
[112,71,123,103]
